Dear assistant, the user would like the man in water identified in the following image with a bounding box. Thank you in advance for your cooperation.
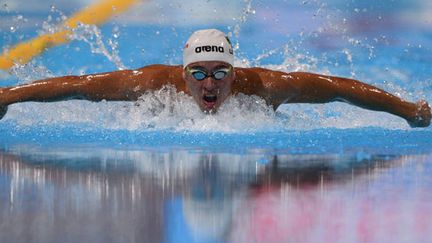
[0,29,430,127]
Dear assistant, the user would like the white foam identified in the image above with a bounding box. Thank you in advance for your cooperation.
[3,85,277,132]
[4,83,413,132]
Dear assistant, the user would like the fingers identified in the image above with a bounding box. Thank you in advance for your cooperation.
[419,100,432,126]
[408,100,431,128]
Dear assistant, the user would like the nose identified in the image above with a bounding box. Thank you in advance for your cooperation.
[202,77,216,90]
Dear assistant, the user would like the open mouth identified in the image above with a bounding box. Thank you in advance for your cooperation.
[202,94,218,109]
[203,94,217,103]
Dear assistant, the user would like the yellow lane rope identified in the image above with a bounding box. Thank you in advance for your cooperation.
[0,0,139,70]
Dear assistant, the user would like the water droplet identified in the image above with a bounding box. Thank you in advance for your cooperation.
[10,26,15,33]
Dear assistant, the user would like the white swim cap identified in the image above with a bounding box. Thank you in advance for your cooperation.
[183,29,234,68]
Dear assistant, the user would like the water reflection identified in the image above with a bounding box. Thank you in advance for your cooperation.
[0,146,431,242]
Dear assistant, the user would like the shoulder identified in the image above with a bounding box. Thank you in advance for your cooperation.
[130,64,185,91]
[136,64,182,75]
[135,64,183,81]
[234,67,297,83]
[232,67,265,96]
[233,67,305,107]
[234,66,271,77]
[233,67,297,94]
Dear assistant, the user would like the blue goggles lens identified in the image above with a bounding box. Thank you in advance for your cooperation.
[189,68,230,81]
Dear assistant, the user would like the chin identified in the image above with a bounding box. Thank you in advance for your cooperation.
[201,104,219,114]
[198,98,220,114]
[202,108,218,114]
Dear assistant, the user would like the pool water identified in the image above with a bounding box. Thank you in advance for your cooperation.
[1,146,432,242]
[1,0,432,242]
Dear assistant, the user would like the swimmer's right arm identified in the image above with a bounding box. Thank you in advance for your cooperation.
[0,65,181,120]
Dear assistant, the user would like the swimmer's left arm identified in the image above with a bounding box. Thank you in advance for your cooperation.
[261,70,431,127]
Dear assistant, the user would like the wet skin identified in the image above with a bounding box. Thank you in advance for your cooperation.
[183,61,235,113]
[0,61,430,127]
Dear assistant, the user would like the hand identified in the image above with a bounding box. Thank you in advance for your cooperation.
[407,100,431,128]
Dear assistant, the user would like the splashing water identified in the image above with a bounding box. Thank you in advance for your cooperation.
[3,83,412,133]
[228,0,256,52]
[4,85,282,132]
[5,8,127,85]
[69,23,126,70]
[10,62,54,84]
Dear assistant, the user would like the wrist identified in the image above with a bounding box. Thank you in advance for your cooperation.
[404,102,418,121]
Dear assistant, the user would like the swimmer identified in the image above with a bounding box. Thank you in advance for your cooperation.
[0,29,430,127]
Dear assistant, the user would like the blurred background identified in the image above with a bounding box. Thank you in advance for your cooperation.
[1,0,431,75]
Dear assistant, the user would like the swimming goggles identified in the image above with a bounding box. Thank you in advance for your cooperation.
[186,66,231,81]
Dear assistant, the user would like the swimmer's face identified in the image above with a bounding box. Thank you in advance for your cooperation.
[183,61,235,113]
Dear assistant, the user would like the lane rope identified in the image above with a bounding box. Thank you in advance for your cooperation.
[0,0,139,70]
